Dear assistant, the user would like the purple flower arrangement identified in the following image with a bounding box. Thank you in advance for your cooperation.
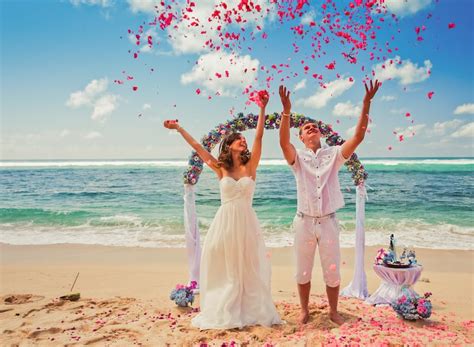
[183,112,368,186]
[392,289,433,320]
[169,281,197,307]
[374,248,396,265]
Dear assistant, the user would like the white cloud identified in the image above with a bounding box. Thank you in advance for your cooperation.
[67,78,108,108]
[224,0,274,27]
[345,123,376,137]
[66,78,119,122]
[181,51,259,95]
[333,101,361,117]
[381,0,432,17]
[294,79,307,91]
[127,0,160,14]
[345,125,356,137]
[84,131,103,140]
[300,10,315,25]
[70,0,111,7]
[432,119,463,135]
[381,95,397,102]
[163,0,275,55]
[390,108,406,115]
[296,77,355,109]
[395,124,426,138]
[142,103,151,110]
[127,0,211,55]
[451,122,474,138]
[60,129,70,138]
[454,103,474,115]
[166,1,231,55]
[168,24,214,55]
[140,44,152,53]
[92,94,119,122]
[129,28,160,54]
[373,56,432,85]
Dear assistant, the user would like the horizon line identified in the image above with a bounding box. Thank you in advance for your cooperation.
[1,156,473,161]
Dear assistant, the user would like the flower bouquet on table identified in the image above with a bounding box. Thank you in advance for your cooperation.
[392,288,432,320]
[374,247,394,265]
[374,234,418,268]
[170,281,197,307]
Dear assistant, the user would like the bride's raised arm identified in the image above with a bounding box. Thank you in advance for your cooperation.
[248,92,268,174]
[163,120,222,178]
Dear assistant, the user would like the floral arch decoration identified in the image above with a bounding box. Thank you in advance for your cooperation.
[182,112,369,300]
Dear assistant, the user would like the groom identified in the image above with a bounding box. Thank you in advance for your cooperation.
[278,81,380,325]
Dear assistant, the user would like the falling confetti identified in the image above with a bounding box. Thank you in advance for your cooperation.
[248,89,269,107]
[121,0,442,142]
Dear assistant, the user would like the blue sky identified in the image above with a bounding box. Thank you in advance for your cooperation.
[1,0,473,160]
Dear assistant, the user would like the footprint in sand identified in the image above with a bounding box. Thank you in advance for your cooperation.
[3,294,44,305]
[0,308,14,313]
[28,327,62,339]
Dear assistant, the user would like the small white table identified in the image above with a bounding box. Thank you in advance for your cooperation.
[366,264,423,305]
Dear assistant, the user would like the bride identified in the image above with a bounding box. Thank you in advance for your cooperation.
[163,92,282,330]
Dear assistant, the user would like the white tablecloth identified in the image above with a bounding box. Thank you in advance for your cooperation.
[365,264,423,305]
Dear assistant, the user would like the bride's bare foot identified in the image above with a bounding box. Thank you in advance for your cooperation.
[298,309,310,324]
[329,311,344,325]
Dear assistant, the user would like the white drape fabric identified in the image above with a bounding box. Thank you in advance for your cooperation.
[183,184,201,286]
[366,265,423,305]
[341,184,368,299]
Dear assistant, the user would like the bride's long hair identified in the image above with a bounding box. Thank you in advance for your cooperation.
[217,132,251,170]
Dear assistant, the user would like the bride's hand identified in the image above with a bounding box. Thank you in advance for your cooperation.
[163,119,180,130]
[259,92,269,109]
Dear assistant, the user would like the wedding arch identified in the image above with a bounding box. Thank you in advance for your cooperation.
[182,112,369,299]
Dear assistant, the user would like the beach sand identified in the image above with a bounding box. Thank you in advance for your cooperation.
[1,243,472,346]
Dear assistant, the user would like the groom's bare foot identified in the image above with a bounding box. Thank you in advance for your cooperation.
[329,311,344,325]
[298,309,310,324]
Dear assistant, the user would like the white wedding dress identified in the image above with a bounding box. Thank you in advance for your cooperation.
[191,176,282,330]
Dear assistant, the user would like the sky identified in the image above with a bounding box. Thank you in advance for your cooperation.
[1,0,473,160]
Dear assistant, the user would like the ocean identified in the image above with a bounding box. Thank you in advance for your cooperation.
[1,158,473,250]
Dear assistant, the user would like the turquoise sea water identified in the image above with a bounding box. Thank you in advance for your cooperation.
[1,158,473,249]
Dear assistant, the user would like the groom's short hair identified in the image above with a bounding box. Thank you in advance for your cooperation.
[299,120,318,136]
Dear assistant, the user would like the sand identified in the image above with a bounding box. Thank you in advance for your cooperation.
[1,243,473,346]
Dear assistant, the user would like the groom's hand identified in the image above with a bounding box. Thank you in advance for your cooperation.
[279,85,291,114]
[363,79,381,104]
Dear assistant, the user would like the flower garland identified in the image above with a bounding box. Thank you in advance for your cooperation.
[183,112,368,186]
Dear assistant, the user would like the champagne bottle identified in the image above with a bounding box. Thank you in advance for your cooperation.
[389,234,397,262]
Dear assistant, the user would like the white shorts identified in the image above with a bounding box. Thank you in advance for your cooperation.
[293,212,341,287]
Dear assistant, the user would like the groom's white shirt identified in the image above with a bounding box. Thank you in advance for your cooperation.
[291,145,348,217]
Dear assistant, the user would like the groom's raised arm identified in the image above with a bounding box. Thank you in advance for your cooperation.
[279,85,297,165]
[341,80,381,159]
